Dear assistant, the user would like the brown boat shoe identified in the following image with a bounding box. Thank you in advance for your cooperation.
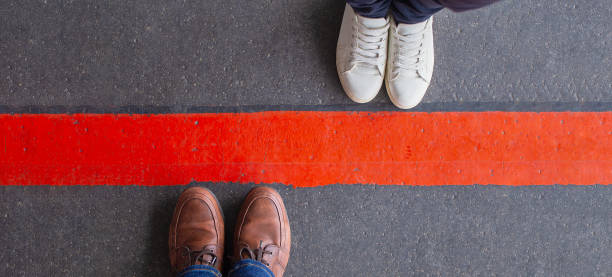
[169,187,225,274]
[233,187,291,277]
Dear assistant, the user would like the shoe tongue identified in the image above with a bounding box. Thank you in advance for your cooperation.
[359,16,387,29]
[397,20,427,35]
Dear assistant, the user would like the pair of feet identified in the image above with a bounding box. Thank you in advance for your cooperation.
[337,4,434,109]
[169,187,291,276]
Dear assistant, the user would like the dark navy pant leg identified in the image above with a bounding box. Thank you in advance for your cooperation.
[391,0,443,24]
[346,0,392,18]
[436,0,502,12]
[392,0,501,24]
[346,0,500,24]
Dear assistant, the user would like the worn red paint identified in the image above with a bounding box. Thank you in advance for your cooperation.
[0,112,610,186]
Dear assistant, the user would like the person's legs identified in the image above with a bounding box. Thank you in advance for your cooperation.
[230,187,291,277]
[436,0,501,12]
[227,259,275,277]
[169,187,225,277]
[346,0,392,19]
[391,0,442,24]
[340,0,500,108]
[391,0,501,24]
[178,265,222,277]
[346,0,501,35]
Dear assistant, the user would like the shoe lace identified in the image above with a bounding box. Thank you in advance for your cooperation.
[349,18,390,73]
[181,245,218,267]
[392,25,427,74]
[239,240,275,266]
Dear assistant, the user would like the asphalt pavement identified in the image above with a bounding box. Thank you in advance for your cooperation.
[1,0,611,276]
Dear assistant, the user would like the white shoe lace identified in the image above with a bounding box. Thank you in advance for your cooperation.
[349,18,390,73]
[392,25,427,75]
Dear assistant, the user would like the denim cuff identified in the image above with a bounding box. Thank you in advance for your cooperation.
[228,259,275,277]
[178,264,222,277]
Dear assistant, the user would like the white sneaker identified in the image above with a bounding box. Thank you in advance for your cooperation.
[385,17,434,109]
[336,4,390,103]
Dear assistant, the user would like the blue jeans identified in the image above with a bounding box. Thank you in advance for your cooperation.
[178,259,275,277]
[346,0,500,24]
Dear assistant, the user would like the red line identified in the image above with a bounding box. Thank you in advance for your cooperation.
[1,112,610,186]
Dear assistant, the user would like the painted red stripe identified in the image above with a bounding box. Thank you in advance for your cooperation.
[1,112,610,186]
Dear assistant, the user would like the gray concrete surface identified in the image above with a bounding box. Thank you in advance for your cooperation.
[1,184,611,276]
[1,0,611,112]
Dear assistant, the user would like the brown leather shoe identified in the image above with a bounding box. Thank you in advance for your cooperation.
[169,187,225,273]
[233,187,291,277]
